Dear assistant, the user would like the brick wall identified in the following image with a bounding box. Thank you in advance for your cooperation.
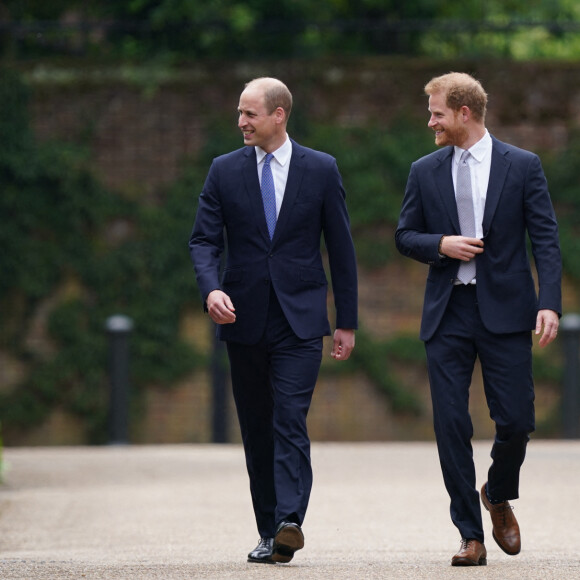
[10,57,578,444]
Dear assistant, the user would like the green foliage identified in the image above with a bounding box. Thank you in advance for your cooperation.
[0,69,201,443]
[335,329,424,415]
[533,349,562,383]
[303,120,434,229]
[417,0,580,59]
[302,120,433,267]
[2,1,580,60]
[541,131,580,282]
[0,64,576,442]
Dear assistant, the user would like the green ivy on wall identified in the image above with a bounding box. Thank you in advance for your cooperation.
[0,69,203,443]
[0,67,574,443]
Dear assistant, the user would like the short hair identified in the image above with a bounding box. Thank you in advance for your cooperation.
[245,77,293,120]
[425,72,487,122]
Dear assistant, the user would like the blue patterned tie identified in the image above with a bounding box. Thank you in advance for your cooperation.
[261,153,277,239]
[456,150,476,284]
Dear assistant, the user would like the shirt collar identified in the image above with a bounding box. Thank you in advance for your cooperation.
[454,129,491,165]
[256,135,292,166]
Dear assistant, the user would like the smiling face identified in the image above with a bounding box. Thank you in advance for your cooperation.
[237,84,286,153]
[427,92,469,148]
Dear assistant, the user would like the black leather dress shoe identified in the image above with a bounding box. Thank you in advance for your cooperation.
[247,537,275,564]
[272,522,304,563]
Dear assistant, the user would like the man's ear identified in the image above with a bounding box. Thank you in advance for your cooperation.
[274,106,286,125]
[461,105,471,122]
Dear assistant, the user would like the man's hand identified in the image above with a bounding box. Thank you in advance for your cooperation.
[536,309,559,347]
[206,290,236,325]
[440,235,484,261]
[331,329,355,361]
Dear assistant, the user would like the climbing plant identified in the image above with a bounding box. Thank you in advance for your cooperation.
[0,67,574,443]
[0,69,203,443]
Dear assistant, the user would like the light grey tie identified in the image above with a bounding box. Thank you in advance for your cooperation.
[456,150,476,284]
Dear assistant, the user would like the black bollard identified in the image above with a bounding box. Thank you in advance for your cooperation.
[560,313,580,439]
[105,314,134,445]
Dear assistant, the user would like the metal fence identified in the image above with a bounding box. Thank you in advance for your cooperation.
[1,19,580,59]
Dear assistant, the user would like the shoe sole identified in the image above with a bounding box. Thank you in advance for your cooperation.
[272,526,304,563]
[452,557,487,566]
[247,556,276,565]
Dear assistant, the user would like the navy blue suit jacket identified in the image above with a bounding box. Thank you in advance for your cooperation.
[396,135,562,342]
[189,139,358,344]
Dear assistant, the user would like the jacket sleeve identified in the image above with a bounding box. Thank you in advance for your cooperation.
[395,162,448,267]
[523,154,562,315]
[188,160,224,304]
[321,158,359,330]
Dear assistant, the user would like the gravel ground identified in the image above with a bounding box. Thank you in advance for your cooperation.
[0,441,579,579]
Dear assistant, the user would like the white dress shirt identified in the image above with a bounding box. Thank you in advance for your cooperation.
[256,136,292,218]
[452,130,492,239]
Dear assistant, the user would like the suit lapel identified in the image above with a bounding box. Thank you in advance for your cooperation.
[482,139,510,236]
[242,147,271,243]
[432,148,461,233]
[431,139,511,237]
[273,141,305,242]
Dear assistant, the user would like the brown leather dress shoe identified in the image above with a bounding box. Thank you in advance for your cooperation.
[481,482,521,555]
[451,539,487,566]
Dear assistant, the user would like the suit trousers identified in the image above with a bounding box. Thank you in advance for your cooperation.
[424,284,535,542]
[226,286,323,538]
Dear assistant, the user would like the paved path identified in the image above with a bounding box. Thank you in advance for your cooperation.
[0,441,579,579]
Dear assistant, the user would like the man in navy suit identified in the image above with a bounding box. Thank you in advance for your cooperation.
[396,72,561,566]
[189,77,358,564]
